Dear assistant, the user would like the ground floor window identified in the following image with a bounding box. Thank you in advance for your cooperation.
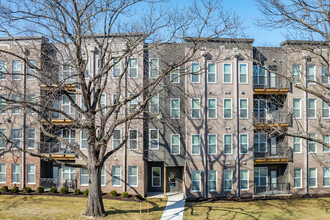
[240,170,249,190]
[27,164,35,184]
[62,166,75,181]
[324,167,330,187]
[112,165,121,186]
[128,166,138,187]
[294,168,302,188]
[152,167,161,187]
[223,170,233,191]
[101,167,106,186]
[254,167,267,186]
[0,164,5,183]
[309,168,317,188]
[12,164,20,183]
[191,170,201,192]
[80,168,89,186]
[208,170,217,191]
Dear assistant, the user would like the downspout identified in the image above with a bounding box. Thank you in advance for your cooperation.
[22,58,27,189]
[124,53,128,192]
[235,54,240,197]
[202,50,208,198]
[304,56,309,195]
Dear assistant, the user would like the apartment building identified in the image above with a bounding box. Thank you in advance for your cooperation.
[0,35,329,198]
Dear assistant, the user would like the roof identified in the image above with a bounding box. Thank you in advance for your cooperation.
[184,37,254,44]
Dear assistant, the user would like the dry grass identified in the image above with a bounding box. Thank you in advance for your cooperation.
[184,197,330,220]
[0,195,167,220]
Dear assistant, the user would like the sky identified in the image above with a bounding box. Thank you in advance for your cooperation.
[169,0,287,46]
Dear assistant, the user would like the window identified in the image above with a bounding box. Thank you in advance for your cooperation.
[171,134,180,155]
[254,133,267,152]
[12,95,20,114]
[293,136,301,153]
[81,130,87,149]
[149,129,159,150]
[112,165,121,186]
[62,129,75,150]
[112,58,121,78]
[191,134,200,155]
[293,99,301,118]
[170,98,180,119]
[224,170,233,191]
[223,99,232,119]
[12,164,20,183]
[12,129,20,148]
[191,63,200,83]
[152,167,161,187]
[239,63,248,83]
[27,164,35,184]
[253,65,266,85]
[80,168,89,185]
[309,168,317,188]
[254,167,267,186]
[170,67,180,83]
[322,66,329,84]
[129,93,138,114]
[308,133,316,153]
[207,98,217,119]
[292,64,300,84]
[191,170,201,191]
[0,164,6,183]
[322,101,330,118]
[240,170,249,190]
[307,65,315,83]
[324,167,330,187]
[83,59,89,78]
[323,135,330,153]
[112,130,121,149]
[128,166,138,187]
[112,93,120,113]
[129,129,138,150]
[62,94,76,116]
[191,98,200,119]
[223,63,232,83]
[149,94,159,114]
[27,60,36,79]
[12,60,21,80]
[100,93,106,113]
[254,99,267,119]
[240,99,248,119]
[62,62,76,81]
[0,60,7,79]
[240,134,248,154]
[129,58,138,78]
[101,167,106,186]
[308,99,316,118]
[0,129,6,149]
[294,168,302,188]
[27,128,35,149]
[149,58,159,78]
[0,94,6,114]
[27,94,35,114]
[207,63,216,83]
[208,134,217,155]
[224,134,232,154]
[62,166,75,181]
[208,170,217,191]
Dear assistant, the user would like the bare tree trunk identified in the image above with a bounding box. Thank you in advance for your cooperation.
[84,165,105,217]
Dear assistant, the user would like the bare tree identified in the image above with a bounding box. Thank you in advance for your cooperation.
[0,0,241,217]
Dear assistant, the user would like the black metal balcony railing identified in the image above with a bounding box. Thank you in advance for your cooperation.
[254,146,293,161]
[254,183,290,195]
[39,178,77,191]
[40,142,75,154]
[254,111,293,126]
[253,76,292,91]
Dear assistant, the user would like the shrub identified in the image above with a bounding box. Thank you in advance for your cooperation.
[73,189,80,195]
[83,189,89,196]
[0,186,8,192]
[135,193,143,200]
[23,187,32,193]
[36,186,44,193]
[49,187,57,194]
[11,186,19,193]
[121,192,129,198]
[60,187,69,194]
[110,190,117,197]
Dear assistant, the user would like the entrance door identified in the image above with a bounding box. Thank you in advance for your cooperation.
[270,72,276,88]
[169,171,176,192]
[270,138,277,156]
[167,167,182,193]
[271,170,277,189]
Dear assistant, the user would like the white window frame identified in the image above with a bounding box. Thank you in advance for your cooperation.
[207,62,216,83]
[112,57,121,78]
[293,136,302,153]
[152,167,161,187]
[191,170,201,192]
[239,98,248,119]
[253,65,267,85]
[322,66,329,84]
[240,133,249,154]
[12,163,20,184]
[307,64,316,84]
[208,134,217,155]
[101,166,106,186]
[191,134,201,155]
[170,67,180,83]
[61,94,76,115]
[254,99,267,119]
[223,98,232,119]
[0,94,6,114]
[112,165,121,187]
[149,58,159,78]
[254,167,268,186]
[240,169,249,190]
[239,63,248,84]
[322,101,330,118]
[149,129,159,150]
[308,99,316,118]
[12,60,21,80]
[323,135,330,153]
[27,94,35,114]
[254,133,267,153]
[61,129,75,149]
[0,163,6,183]
[171,134,180,155]
[80,168,89,186]
[27,60,36,80]
[223,63,232,83]
[323,167,330,187]
[292,64,301,84]
[12,94,20,114]
[129,129,138,150]
[112,129,121,149]
[149,94,159,114]
[223,133,232,154]
[170,98,180,119]
[309,168,317,188]
[0,60,7,80]
[100,93,106,113]
[129,93,138,114]
[12,129,20,148]
[128,165,138,187]
[191,98,200,119]
[223,170,233,191]
[191,62,200,83]
[294,168,302,188]
[27,128,35,149]
[208,170,217,192]
[112,93,121,113]
[293,98,301,119]
[81,130,87,149]
[27,164,35,184]
[61,165,75,181]
[0,129,5,149]
[308,133,317,153]
[207,98,217,119]
[128,57,138,78]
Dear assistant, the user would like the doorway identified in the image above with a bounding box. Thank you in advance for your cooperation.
[166,167,183,193]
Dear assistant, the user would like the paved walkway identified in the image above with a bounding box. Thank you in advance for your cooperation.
[161,193,185,220]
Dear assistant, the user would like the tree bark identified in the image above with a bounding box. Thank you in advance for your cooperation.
[84,165,105,217]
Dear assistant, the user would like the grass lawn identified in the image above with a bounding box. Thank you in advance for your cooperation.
[184,197,330,220]
[0,195,167,220]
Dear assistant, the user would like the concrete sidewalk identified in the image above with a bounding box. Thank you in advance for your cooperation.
[161,193,185,220]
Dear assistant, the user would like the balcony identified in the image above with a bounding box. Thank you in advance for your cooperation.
[254,183,290,196]
[254,76,292,94]
[254,146,293,164]
[40,142,75,160]
[254,111,293,129]
[41,112,77,125]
